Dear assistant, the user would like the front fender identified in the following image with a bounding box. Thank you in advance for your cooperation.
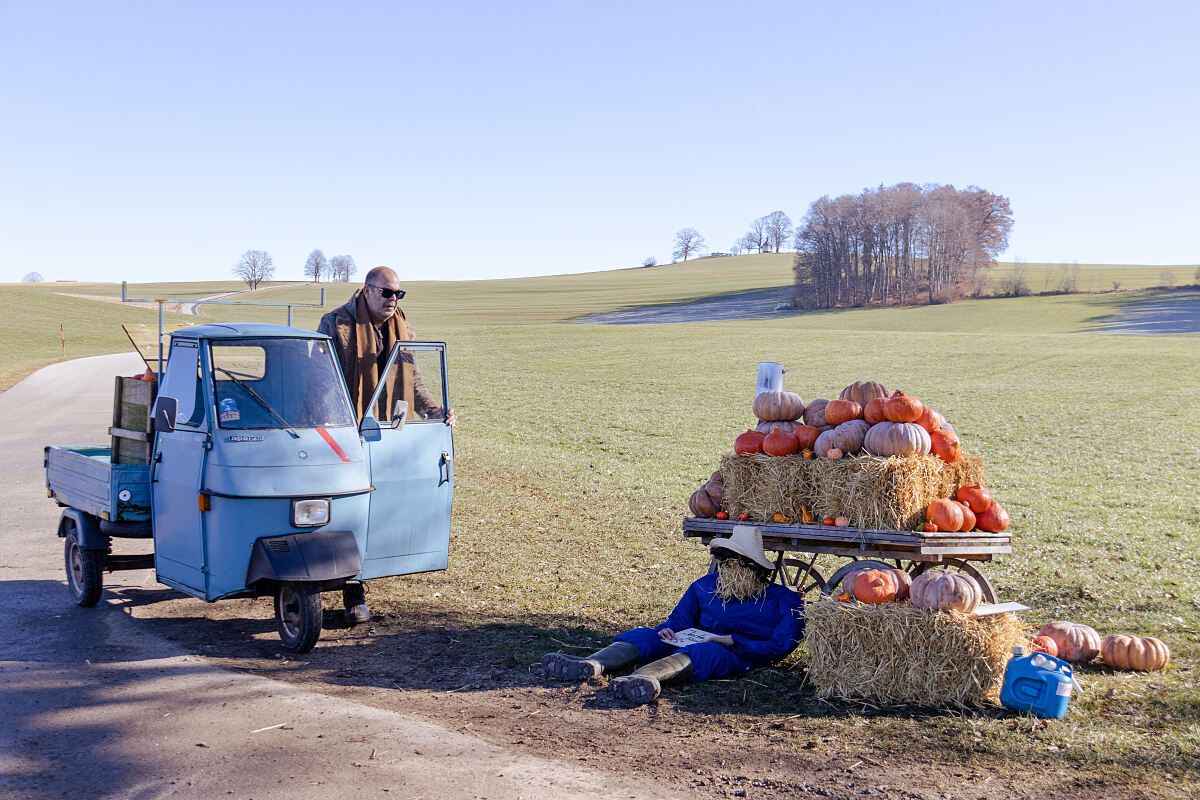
[245,530,362,585]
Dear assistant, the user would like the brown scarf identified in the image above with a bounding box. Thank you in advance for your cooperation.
[345,289,415,422]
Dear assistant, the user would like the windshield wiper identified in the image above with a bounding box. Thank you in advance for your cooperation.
[214,367,300,439]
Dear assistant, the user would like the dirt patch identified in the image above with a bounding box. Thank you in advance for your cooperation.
[574,288,797,325]
[111,584,1193,800]
[1092,290,1200,334]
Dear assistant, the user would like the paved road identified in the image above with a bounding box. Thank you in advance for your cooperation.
[0,354,673,800]
[180,284,311,316]
[1092,289,1200,334]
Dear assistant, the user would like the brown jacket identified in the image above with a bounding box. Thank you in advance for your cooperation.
[317,292,440,421]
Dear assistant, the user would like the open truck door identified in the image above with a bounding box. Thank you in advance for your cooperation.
[357,342,453,579]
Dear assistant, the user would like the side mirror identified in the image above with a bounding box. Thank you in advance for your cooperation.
[154,396,178,433]
[391,400,408,430]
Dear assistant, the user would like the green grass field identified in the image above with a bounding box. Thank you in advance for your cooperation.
[3,258,1198,787]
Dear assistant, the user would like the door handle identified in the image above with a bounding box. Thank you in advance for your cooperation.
[150,451,162,483]
[439,452,451,485]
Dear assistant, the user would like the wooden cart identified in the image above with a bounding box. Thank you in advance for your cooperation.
[682,518,1011,602]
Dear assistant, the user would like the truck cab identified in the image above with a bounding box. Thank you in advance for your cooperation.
[46,322,454,652]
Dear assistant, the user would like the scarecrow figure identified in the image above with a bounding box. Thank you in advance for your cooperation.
[542,525,803,704]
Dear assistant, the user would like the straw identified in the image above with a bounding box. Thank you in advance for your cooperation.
[720,451,987,530]
[804,599,1024,707]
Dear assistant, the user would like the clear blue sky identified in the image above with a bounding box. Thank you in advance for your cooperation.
[2,1,1197,284]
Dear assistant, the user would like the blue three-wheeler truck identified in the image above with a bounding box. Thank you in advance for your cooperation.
[44,323,454,652]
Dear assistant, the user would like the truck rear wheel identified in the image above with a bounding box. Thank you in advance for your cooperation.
[274,581,323,653]
[64,530,103,607]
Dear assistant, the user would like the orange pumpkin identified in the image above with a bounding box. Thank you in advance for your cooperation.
[915,406,946,433]
[955,501,976,532]
[1029,635,1059,657]
[929,429,962,463]
[927,498,964,532]
[1038,621,1101,663]
[975,502,1010,533]
[824,399,863,426]
[762,428,800,457]
[794,424,821,451]
[846,568,899,604]
[1101,635,1170,671]
[734,430,766,456]
[863,397,889,425]
[955,484,993,514]
[883,391,924,423]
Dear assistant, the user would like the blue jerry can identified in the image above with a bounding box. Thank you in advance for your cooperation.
[1000,647,1075,719]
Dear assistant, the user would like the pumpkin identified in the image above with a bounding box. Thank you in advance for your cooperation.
[955,501,976,532]
[883,391,924,423]
[845,567,912,601]
[927,498,964,532]
[975,502,1010,533]
[1101,635,1171,672]
[891,568,913,600]
[834,515,850,527]
[955,484,992,514]
[839,380,890,408]
[803,399,830,428]
[824,399,863,426]
[734,429,766,456]
[909,571,982,613]
[772,512,791,523]
[801,449,814,459]
[863,397,889,425]
[1038,621,1101,663]
[826,448,843,459]
[800,504,814,524]
[688,488,719,517]
[756,419,802,435]
[753,390,805,422]
[815,420,868,457]
[915,406,945,434]
[863,421,931,457]
[1029,635,1059,658]
[762,428,800,457]
[929,428,962,463]
[794,424,821,451]
[845,568,899,604]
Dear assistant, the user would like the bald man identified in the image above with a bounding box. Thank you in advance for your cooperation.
[317,266,455,623]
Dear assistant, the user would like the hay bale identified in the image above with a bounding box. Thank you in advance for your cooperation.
[805,599,1024,707]
[720,452,986,530]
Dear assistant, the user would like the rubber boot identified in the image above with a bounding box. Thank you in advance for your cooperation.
[542,641,641,681]
[610,652,694,705]
[342,582,371,626]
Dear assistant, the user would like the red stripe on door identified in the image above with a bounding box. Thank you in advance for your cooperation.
[317,428,352,463]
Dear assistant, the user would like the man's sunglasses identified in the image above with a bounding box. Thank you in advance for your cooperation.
[368,284,405,300]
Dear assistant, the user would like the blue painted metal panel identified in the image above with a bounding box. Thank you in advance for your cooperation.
[359,422,453,579]
[203,493,370,600]
[151,429,208,592]
[44,446,152,523]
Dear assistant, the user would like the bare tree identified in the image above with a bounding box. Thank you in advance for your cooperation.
[232,250,275,290]
[672,228,706,262]
[642,256,657,268]
[304,249,329,282]
[763,211,793,253]
[21,271,44,282]
[736,231,762,255]
[329,254,358,282]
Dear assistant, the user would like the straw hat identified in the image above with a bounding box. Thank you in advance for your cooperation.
[708,525,774,572]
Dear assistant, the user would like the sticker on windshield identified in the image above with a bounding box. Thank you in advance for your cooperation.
[218,397,241,423]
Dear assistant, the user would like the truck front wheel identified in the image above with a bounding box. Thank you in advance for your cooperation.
[64,530,103,607]
[274,582,323,653]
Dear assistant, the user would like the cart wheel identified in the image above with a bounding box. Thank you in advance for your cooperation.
[64,530,103,607]
[773,553,827,596]
[274,582,323,653]
[822,559,897,596]
[910,559,998,603]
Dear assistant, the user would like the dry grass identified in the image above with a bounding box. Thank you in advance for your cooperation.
[805,599,1025,707]
[720,451,986,529]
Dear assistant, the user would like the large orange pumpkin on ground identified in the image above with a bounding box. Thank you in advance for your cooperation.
[1038,621,1101,663]
[1101,635,1170,671]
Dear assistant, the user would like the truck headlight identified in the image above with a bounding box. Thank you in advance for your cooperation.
[292,498,330,527]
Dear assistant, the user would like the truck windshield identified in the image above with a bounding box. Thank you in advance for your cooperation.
[210,338,355,430]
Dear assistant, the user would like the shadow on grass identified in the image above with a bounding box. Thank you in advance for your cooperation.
[1084,288,1200,334]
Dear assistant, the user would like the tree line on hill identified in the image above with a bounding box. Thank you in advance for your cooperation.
[231,249,358,290]
[793,183,1012,308]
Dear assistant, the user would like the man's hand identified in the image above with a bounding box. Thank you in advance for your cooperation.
[445,407,456,428]
[707,634,734,647]
[657,628,676,642]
